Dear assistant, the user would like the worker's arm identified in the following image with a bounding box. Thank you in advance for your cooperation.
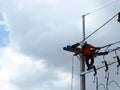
[89,44,101,49]
[88,44,96,48]
[74,48,82,55]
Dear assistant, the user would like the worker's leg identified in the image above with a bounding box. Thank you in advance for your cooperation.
[89,55,94,67]
[86,55,94,70]
[86,56,91,70]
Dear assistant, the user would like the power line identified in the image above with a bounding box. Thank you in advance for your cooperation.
[84,14,117,40]
[64,3,120,90]
[108,80,120,88]
[88,0,120,15]
[82,12,118,43]
[70,12,119,47]
[71,56,75,90]
[100,41,120,49]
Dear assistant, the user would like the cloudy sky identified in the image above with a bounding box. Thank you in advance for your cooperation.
[0,0,120,90]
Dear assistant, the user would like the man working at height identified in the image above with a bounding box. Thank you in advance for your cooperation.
[74,42,100,70]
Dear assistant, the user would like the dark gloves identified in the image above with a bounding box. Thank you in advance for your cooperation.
[73,53,78,56]
[71,43,80,48]
[95,47,101,50]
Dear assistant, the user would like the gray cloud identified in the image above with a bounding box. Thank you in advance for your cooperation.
[1,0,85,68]
[1,0,120,90]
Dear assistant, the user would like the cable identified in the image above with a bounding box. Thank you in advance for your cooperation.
[98,75,120,90]
[106,72,109,90]
[98,83,106,90]
[100,41,120,49]
[71,12,119,47]
[82,13,118,43]
[71,56,75,90]
[117,66,119,75]
[108,80,120,88]
[88,0,120,15]
[93,75,99,90]
[108,47,120,53]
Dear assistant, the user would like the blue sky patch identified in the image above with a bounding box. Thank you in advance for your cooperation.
[0,13,4,21]
[0,23,9,47]
[0,12,9,47]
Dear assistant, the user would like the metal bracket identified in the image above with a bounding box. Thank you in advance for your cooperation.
[63,45,80,53]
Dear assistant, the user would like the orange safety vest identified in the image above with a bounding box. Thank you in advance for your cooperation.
[76,44,96,55]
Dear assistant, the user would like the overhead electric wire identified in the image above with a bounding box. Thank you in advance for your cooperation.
[88,0,120,15]
[64,1,120,90]
[98,83,106,90]
[81,0,120,42]
[82,12,118,42]
[100,40,120,48]
[108,80,120,88]
[72,12,119,47]
[71,56,75,90]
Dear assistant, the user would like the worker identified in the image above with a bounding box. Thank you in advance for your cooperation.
[74,42,100,70]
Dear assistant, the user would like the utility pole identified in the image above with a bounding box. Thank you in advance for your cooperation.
[80,14,88,90]
[80,12,119,90]
[63,12,120,90]
[63,14,88,90]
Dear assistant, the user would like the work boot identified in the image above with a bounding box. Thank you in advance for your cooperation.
[98,52,108,56]
[87,65,95,70]
[104,52,108,55]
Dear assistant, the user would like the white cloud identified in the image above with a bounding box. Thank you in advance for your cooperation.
[0,46,74,90]
[0,0,120,90]
[0,0,84,68]
[35,0,60,4]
